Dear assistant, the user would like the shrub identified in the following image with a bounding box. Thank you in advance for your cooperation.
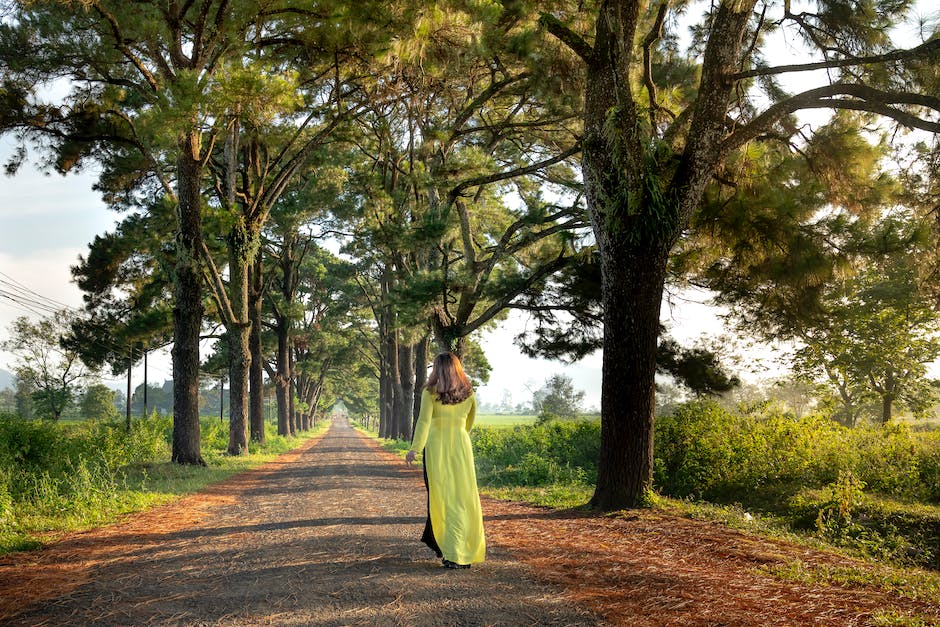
[653,400,940,504]
[472,420,599,488]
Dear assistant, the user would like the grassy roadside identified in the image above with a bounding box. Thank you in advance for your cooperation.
[1,415,330,556]
[354,419,940,614]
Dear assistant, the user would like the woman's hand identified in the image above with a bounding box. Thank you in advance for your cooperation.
[405,450,417,465]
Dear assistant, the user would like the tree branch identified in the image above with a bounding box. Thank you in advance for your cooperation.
[539,13,595,64]
[722,83,940,156]
[463,253,573,335]
[728,36,940,82]
[198,239,237,326]
[90,1,160,91]
[642,2,668,131]
[448,71,531,150]
[447,142,581,203]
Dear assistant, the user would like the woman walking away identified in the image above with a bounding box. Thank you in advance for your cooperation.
[405,352,486,569]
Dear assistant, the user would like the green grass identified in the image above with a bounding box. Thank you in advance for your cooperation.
[762,560,940,609]
[480,484,593,509]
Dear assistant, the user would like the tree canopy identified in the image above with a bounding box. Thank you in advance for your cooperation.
[1,0,938,511]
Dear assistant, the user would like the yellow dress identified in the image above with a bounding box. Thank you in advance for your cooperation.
[410,388,486,565]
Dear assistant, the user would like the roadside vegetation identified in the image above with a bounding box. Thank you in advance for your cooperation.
[360,398,940,578]
[0,412,327,556]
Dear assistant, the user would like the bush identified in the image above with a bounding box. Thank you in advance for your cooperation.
[0,413,170,544]
[472,420,599,487]
[653,401,940,567]
[653,400,940,504]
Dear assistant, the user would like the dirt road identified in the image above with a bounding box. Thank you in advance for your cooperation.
[0,418,599,626]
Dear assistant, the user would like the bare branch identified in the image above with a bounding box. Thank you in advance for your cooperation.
[728,37,940,82]
[722,83,940,156]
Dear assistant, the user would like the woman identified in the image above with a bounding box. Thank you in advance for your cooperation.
[405,352,486,569]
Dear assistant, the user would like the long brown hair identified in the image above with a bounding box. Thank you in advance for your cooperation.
[425,352,473,405]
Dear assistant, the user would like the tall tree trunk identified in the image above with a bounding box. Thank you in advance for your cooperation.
[226,224,253,455]
[881,395,893,424]
[288,348,297,435]
[311,385,323,426]
[398,341,414,441]
[248,256,265,443]
[413,334,429,429]
[378,273,392,439]
[274,232,296,437]
[590,243,668,509]
[378,355,389,438]
[275,313,290,436]
[294,372,308,431]
[388,327,403,439]
[171,138,205,465]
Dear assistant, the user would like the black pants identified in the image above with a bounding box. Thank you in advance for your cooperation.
[421,452,442,558]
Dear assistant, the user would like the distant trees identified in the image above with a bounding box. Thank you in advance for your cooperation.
[80,383,120,421]
[533,374,585,420]
[14,378,35,419]
[2,314,87,420]
[793,260,940,425]
[0,388,14,414]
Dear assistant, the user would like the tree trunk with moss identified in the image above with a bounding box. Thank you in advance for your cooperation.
[249,256,266,443]
[171,137,206,465]
[225,223,257,455]
[546,0,758,508]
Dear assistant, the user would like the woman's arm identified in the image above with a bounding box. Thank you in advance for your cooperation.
[406,389,434,463]
[465,394,476,432]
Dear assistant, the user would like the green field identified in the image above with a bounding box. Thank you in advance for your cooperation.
[474,414,537,427]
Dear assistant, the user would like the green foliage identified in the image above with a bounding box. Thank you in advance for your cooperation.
[0,412,169,552]
[654,400,940,566]
[471,420,599,487]
[655,401,940,503]
[80,383,120,421]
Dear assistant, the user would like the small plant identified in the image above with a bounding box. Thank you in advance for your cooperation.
[815,470,865,539]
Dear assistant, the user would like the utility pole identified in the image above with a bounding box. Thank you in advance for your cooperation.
[143,349,148,417]
[125,345,133,430]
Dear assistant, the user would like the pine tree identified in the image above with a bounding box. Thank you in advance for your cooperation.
[542,0,940,507]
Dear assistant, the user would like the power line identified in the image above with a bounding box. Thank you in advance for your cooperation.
[0,272,77,311]
[0,291,56,318]
[0,273,176,378]
[0,287,62,315]
[0,272,244,383]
